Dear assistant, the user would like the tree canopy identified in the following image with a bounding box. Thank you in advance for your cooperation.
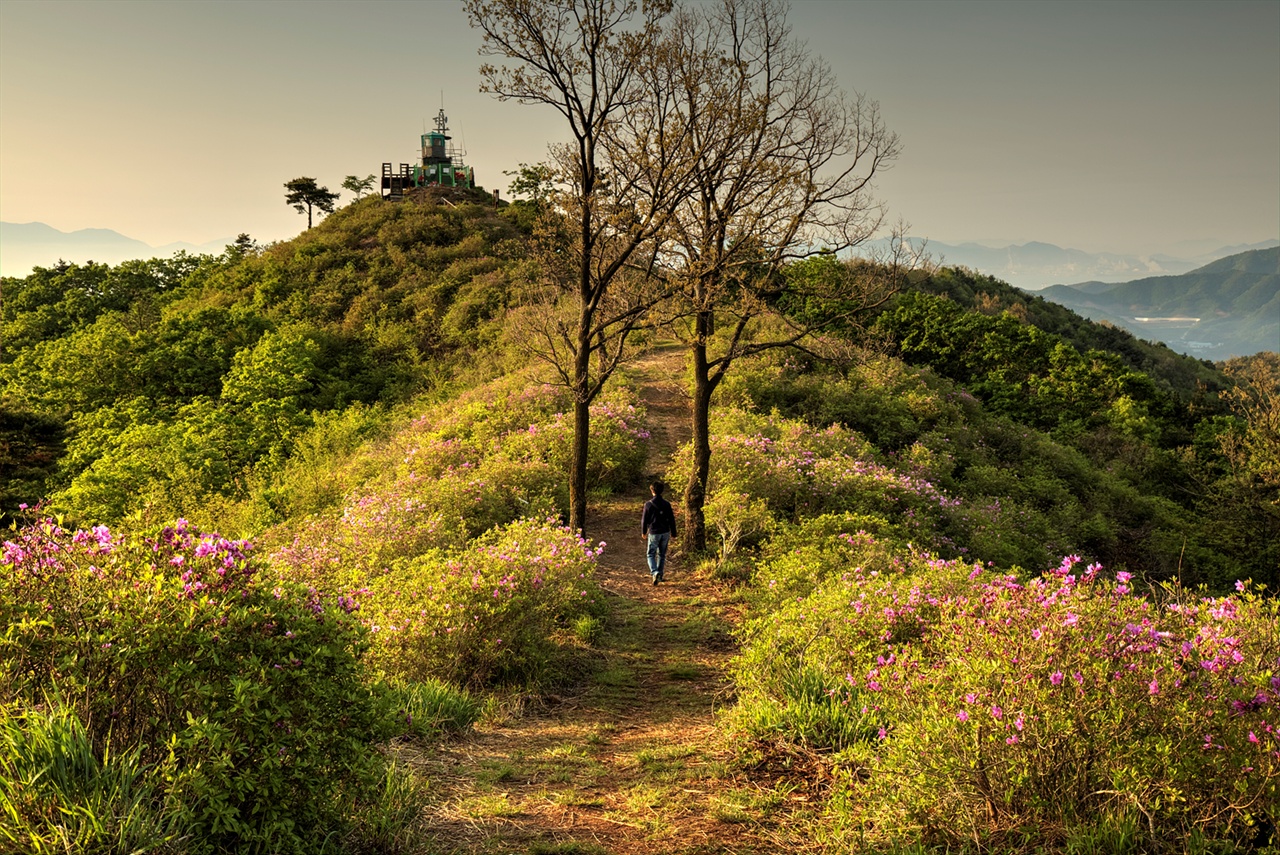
[284,177,339,229]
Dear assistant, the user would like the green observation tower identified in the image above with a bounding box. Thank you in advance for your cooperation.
[381,107,475,200]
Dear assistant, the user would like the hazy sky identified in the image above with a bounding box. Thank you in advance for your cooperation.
[2,0,1277,257]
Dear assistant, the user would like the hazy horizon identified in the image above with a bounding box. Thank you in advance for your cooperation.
[2,0,1277,258]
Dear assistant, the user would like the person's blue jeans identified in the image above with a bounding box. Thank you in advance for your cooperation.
[647,532,671,579]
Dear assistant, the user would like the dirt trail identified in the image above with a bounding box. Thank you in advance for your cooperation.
[412,346,816,854]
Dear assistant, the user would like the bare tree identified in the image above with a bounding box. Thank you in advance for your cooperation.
[465,0,691,537]
[644,0,916,550]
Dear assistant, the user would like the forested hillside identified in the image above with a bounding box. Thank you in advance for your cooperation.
[3,188,1274,591]
[1,186,525,528]
[1038,246,1280,360]
[3,0,1279,845]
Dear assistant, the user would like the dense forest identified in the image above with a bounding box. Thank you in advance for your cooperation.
[3,0,1278,850]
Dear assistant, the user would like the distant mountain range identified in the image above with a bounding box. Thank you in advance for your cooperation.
[917,238,1279,291]
[0,221,234,278]
[1036,247,1279,360]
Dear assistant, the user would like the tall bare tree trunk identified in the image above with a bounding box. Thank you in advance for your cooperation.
[684,309,716,552]
[569,397,590,536]
[569,324,592,536]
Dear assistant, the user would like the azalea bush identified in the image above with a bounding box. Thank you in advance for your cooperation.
[0,517,387,854]
[667,407,963,555]
[732,527,1280,847]
[846,559,1279,847]
[268,372,648,592]
[719,353,1251,587]
[360,517,604,688]
[408,371,649,493]
[263,372,639,689]
[735,521,971,704]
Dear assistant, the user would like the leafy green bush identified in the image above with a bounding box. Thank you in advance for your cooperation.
[0,517,386,853]
[875,290,1172,438]
[266,371,648,591]
[849,561,1279,847]
[667,407,960,540]
[718,354,1245,585]
[360,517,604,688]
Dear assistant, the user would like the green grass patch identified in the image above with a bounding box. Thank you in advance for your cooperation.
[475,759,519,787]
[385,678,481,740]
[665,662,703,680]
[635,744,698,782]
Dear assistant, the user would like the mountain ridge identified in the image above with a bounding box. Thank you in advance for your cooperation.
[890,236,1279,290]
[0,221,235,277]
[1036,247,1279,359]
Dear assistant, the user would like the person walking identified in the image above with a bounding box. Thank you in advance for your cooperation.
[641,481,677,585]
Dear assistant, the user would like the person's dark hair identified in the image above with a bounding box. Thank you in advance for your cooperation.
[650,481,665,496]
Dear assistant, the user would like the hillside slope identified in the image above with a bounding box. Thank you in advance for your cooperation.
[1039,247,1279,359]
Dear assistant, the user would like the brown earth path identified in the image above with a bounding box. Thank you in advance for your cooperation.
[409,345,821,854]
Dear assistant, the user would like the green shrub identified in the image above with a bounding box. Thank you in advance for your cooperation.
[265,370,650,593]
[360,517,604,688]
[667,407,961,537]
[572,614,604,645]
[731,522,1280,848]
[0,518,386,853]
[845,565,1279,846]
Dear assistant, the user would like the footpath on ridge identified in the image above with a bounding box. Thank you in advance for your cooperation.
[411,346,821,855]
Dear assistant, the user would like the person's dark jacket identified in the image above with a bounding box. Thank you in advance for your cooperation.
[642,495,677,537]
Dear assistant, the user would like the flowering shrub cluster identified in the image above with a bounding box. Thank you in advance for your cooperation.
[360,517,604,687]
[736,532,1280,845]
[0,517,384,853]
[269,373,647,587]
[718,354,1235,586]
[667,407,963,555]
[264,371,637,688]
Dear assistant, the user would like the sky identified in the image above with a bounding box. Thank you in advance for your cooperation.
[1,0,1277,258]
